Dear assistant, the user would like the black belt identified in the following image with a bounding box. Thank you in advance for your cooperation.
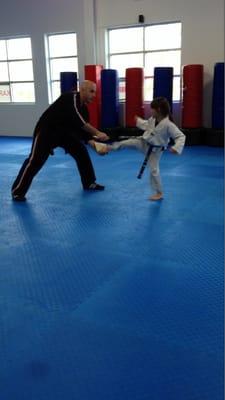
[137,145,164,179]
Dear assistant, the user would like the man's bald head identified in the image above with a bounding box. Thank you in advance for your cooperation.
[80,80,97,104]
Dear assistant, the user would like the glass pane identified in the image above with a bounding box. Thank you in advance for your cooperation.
[0,41,7,60]
[9,60,34,81]
[7,37,32,59]
[144,78,154,102]
[50,57,78,80]
[51,81,61,102]
[145,23,181,50]
[109,28,143,53]
[11,82,35,102]
[48,33,77,57]
[0,84,10,102]
[110,54,143,78]
[173,76,181,101]
[119,80,125,101]
[145,50,181,76]
[144,77,181,102]
[0,62,9,81]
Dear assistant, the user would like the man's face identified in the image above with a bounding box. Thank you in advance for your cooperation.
[84,84,96,104]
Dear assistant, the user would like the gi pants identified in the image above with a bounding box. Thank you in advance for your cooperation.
[111,137,163,193]
[11,127,96,197]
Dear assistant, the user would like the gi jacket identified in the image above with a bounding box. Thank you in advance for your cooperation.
[136,116,186,154]
[35,92,92,147]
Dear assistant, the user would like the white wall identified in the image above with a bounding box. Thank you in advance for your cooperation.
[0,0,95,136]
[96,0,224,127]
[0,0,224,136]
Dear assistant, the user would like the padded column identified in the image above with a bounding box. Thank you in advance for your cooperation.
[60,72,77,93]
[182,64,203,128]
[84,65,103,128]
[153,67,173,111]
[125,68,144,127]
[101,69,119,128]
[212,62,224,129]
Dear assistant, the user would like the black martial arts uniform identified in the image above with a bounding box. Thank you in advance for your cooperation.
[12,92,98,197]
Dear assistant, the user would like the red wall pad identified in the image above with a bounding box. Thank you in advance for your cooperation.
[182,64,203,128]
[84,65,103,128]
[125,68,144,127]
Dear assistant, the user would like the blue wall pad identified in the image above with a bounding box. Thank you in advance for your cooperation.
[212,62,224,129]
[101,69,119,128]
[60,72,77,93]
[153,67,173,111]
[0,137,224,400]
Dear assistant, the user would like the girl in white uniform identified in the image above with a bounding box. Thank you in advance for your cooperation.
[108,97,186,201]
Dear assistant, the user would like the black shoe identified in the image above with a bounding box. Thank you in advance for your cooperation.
[12,194,27,202]
[84,183,105,191]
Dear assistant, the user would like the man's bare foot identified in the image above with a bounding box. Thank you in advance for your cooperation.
[149,192,163,201]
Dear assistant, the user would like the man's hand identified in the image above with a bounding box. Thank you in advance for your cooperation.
[94,131,110,141]
[83,123,110,141]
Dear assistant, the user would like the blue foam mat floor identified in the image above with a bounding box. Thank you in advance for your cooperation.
[0,136,224,400]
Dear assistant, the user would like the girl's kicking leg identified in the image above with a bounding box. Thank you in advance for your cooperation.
[108,137,148,153]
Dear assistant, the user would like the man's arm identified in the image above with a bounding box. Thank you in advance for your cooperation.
[82,123,109,141]
[72,92,109,141]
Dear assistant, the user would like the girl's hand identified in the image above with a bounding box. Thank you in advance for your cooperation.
[169,147,179,154]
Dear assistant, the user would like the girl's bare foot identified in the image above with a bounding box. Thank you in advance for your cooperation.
[149,192,163,201]
[94,142,109,155]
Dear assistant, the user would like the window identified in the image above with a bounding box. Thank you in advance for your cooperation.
[46,33,78,102]
[0,37,35,103]
[107,22,182,101]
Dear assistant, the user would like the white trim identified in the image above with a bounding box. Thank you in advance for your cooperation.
[12,134,39,193]
[73,93,86,125]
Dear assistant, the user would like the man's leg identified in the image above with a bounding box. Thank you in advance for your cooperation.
[12,133,50,200]
[65,140,102,189]
[11,158,30,193]
[12,128,40,192]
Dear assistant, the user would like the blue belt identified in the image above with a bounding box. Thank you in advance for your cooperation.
[137,145,164,179]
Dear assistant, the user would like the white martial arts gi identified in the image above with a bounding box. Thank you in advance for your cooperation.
[110,116,186,193]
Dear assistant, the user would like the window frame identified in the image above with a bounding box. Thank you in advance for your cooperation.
[0,36,35,103]
[45,32,79,103]
[107,21,182,102]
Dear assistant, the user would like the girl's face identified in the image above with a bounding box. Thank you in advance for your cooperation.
[151,107,161,119]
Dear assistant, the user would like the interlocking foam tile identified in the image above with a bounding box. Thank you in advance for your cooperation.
[0,138,223,400]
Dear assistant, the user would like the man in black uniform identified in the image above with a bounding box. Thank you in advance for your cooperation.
[11,80,109,201]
